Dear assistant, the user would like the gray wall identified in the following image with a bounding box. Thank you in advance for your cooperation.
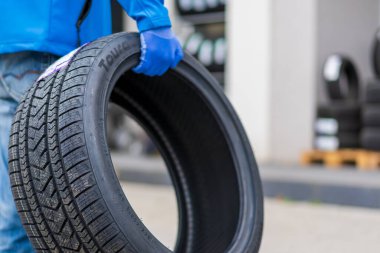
[317,0,379,104]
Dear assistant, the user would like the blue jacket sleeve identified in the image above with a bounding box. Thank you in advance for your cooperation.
[117,0,172,32]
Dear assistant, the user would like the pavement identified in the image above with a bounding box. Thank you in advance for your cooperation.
[122,182,380,253]
[112,153,380,208]
[113,153,380,252]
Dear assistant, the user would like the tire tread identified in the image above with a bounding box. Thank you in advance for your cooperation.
[9,34,131,252]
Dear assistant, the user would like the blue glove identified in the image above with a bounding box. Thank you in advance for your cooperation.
[133,27,184,76]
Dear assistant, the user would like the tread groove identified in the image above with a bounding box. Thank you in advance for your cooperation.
[9,33,139,253]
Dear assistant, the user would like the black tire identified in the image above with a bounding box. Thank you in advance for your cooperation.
[364,80,380,104]
[176,0,225,15]
[316,103,361,134]
[8,33,263,253]
[317,103,361,120]
[315,117,360,134]
[314,133,359,151]
[361,128,380,151]
[198,39,214,68]
[372,29,380,79]
[213,37,226,72]
[177,0,195,15]
[322,54,360,101]
[183,32,203,59]
[184,34,225,73]
[362,105,380,127]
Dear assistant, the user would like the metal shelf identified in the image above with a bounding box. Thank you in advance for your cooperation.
[180,11,225,25]
[210,71,225,87]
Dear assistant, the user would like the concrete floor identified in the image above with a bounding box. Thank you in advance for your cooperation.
[112,153,380,209]
[121,182,380,253]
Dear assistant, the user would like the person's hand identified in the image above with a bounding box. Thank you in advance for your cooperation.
[133,27,183,76]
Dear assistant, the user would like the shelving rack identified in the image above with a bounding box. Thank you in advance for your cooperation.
[175,0,227,88]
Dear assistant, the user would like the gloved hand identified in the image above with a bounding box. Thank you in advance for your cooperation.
[133,27,183,76]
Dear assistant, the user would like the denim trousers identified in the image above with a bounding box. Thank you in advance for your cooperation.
[0,51,58,252]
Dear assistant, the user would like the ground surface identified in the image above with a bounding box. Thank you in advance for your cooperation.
[121,182,380,253]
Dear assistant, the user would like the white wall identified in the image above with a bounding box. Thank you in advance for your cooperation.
[227,0,379,164]
[227,0,272,162]
[227,0,317,163]
[270,0,317,163]
[124,0,179,31]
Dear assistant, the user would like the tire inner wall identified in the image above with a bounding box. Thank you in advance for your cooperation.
[111,71,240,253]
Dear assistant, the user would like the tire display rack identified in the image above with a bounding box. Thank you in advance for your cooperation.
[361,29,380,151]
[314,55,361,152]
[176,0,226,87]
[361,81,380,150]
[303,28,380,170]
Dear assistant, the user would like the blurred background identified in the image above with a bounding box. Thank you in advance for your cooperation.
[108,0,380,252]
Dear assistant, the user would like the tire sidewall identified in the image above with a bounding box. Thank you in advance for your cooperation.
[81,33,263,253]
[82,35,165,252]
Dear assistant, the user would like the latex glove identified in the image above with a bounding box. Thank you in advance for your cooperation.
[133,27,184,76]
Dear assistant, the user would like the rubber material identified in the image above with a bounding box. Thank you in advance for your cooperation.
[8,33,263,253]
[314,133,359,151]
[183,33,225,72]
[362,105,380,127]
[323,54,359,101]
[364,80,380,104]
[361,128,380,151]
[176,0,224,16]
[317,103,360,121]
[315,117,360,134]
[316,103,361,134]
[372,29,380,78]
[183,33,203,57]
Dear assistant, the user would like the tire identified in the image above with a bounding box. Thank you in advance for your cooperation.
[183,32,203,58]
[8,33,263,253]
[322,54,360,101]
[315,117,360,134]
[317,103,361,120]
[364,80,380,104]
[176,0,225,15]
[184,34,225,73]
[178,0,193,13]
[193,0,206,12]
[214,37,226,72]
[372,29,380,78]
[198,39,213,67]
[362,105,380,127]
[314,133,359,151]
[205,0,218,9]
[315,103,361,134]
[361,128,380,151]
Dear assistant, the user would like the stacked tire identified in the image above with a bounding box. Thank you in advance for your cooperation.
[315,54,361,151]
[361,29,380,151]
[176,0,225,16]
[183,32,226,73]
[176,0,226,88]
[362,83,380,150]
[315,103,361,150]
[361,81,380,150]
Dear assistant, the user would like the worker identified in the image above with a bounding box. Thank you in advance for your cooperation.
[0,1,183,252]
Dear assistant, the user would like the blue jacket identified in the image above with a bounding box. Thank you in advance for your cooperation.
[0,0,171,56]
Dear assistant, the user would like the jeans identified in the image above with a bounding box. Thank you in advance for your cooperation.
[0,51,58,252]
